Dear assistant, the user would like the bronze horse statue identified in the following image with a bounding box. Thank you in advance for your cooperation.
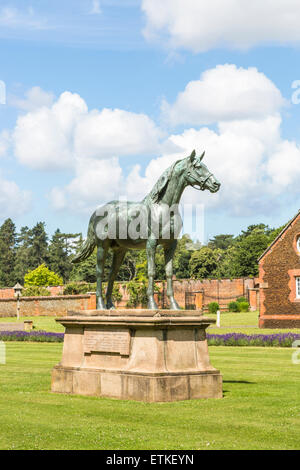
[72,150,220,310]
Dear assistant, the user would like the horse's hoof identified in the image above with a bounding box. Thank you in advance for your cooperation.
[97,299,107,310]
[148,300,158,310]
[106,301,115,310]
[169,300,180,311]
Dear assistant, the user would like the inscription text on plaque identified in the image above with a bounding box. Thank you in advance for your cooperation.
[84,329,130,356]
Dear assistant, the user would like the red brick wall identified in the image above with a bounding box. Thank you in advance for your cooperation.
[0,288,14,299]
[0,285,64,299]
[0,279,256,313]
[248,289,259,311]
[0,294,93,317]
[114,278,255,310]
[174,278,253,309]
[47,286,64,296]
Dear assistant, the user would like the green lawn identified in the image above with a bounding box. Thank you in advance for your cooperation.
[2,311,300,335]
[208,311,300,335]
[0,343,299,450]
[210,310,260,326]
[0,316,65,333]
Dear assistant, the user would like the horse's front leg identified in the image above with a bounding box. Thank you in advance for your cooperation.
[146,238,158,310]
[96,243,107,310]
[164,240,180,310]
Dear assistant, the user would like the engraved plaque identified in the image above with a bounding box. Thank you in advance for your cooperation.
[84,329,130,356]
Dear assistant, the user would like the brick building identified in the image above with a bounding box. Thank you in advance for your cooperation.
[258,210,300,328]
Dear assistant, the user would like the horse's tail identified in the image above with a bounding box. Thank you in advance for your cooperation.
[72,217,96,264]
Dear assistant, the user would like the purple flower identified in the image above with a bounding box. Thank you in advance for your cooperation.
[0,330,64,342]
[207,332,300,347]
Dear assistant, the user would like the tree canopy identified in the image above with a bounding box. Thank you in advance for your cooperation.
[24,264,63,287]
[0,217,288,287]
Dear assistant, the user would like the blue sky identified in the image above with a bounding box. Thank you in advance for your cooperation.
[1,0,300,242]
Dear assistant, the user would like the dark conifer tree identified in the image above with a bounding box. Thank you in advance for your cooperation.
[48,229,75,281]
[0,218,16,287]
[14,226,32,282]
[28,222,48,269]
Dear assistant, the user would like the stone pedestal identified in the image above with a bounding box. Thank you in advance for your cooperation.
[51,309,222,402]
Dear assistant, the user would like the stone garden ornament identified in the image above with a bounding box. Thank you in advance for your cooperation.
[72,150,221,310]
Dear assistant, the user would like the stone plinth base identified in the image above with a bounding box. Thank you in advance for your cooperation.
[51,310,222,402]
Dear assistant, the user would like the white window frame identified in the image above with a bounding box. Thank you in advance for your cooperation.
[296,277,300,299]
[297,237,300,253]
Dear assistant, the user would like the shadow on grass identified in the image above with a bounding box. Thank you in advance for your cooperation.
[222,380,257,397]
[223,380,256,384]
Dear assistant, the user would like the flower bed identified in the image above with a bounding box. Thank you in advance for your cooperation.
[207,332,300,347]
[0,330,300,347]
[0,330,64,343]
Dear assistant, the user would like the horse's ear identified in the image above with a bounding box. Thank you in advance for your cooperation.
[189,150,196,162]
[199,151,205,162]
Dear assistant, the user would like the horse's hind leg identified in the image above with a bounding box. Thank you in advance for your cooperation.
[164,240,180,310]
[96,242,108,310]
[106,248,126,309]
[147,237,158,310]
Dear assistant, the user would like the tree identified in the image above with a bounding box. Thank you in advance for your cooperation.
[8,217,286,286]
[154,246,166,280]
[0,219,16,287]
[237,223,272,240]
[212,224,284,279]
[173,235,193,279]
[70,245,166,284]
[55,232,82,257]
[231,227,271,277]
[70,235,114,283]
[268,225,285,243]
[213,246,239,278]
[14,226,32,282]
[117,251,137,281]
[48,229,74,281]
[189,247,222,279]
[208,234,234,250]
[70,248,98,283]
[24,264,63,287]
[28,222,48,269]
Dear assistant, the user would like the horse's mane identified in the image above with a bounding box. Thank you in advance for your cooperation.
[144,159,182,204]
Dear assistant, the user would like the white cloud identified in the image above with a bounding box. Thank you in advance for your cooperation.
[125,114,300,217]
[13,91,161,170]
[142,0,300,52]
[0,130,11,157]
[0,6,48,30]
[50,111,300,217]
[218,115,282,150]
[266,140,300,193]
[162,65,285,126]
[75,108,162,159]
[6,67,300,219]
[0,172,31,218]
[10,86,55,112]
[89,0,102,15]
[50,157,123,214]
[13,92,87,170]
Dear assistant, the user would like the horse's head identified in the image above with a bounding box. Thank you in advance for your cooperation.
[185,150,220,193]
